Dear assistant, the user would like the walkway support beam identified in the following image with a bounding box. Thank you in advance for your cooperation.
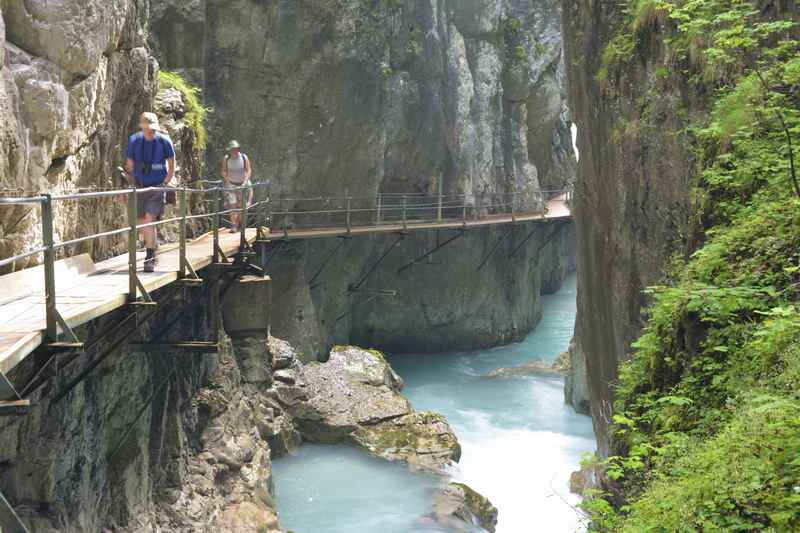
[179,187,188,278]
[42,193,57,341]
[0,490,30,533]
[128,189,138,299]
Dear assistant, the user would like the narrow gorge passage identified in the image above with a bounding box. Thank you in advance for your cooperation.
[274,274,593,533]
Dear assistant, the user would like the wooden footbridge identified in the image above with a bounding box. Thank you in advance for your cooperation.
[0,182,572,532]
[0,184,573,413]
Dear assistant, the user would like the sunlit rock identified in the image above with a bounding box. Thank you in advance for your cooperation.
[291,345,460,470]
[433,482,499,532]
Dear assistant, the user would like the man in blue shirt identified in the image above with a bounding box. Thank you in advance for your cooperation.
[125,112,176,272]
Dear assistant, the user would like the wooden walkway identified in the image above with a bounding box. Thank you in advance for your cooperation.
[0,229,255,377]
[0,194,571,378]
[261,193,571,241]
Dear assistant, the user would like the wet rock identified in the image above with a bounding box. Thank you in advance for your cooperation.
[292,346,460,469]
[564,338,590,415]
[486,360,563,378]
[569,462,599,496]
[354,411,462,471]
[552,350,571,372]
[433,482,499,532]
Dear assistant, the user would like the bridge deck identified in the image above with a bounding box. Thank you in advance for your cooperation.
[261,195,570,241]
[0,229,255,376]
[0,194,570,377]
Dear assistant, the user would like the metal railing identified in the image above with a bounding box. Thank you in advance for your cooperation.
[0,181,270,345]
[267,187,573,237]
[0,182,573,345]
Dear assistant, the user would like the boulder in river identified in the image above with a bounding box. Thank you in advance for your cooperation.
[289,345,460,470]
[433,482,499,532]
[485,359,563,378]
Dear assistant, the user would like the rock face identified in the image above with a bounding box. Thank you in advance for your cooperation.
[291,345,461,470]
[151,0,577,358]
[0,282,284,532]
[0,0,157,267]
[0,292,467,531]
[433,482,499,533]
[562,2,694,453]
[563,337,589,415]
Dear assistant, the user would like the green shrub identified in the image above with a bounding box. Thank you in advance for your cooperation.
[158,70,210,150]
[582,1,800,531]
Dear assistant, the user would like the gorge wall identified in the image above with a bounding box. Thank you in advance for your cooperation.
[561,2,695,454]
[151,0,577,359]
[0,0,157,263]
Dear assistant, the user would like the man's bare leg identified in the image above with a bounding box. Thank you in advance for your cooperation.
[139,213,157,271]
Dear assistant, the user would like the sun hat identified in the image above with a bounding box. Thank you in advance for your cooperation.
[227,140,241,151]
[139,112,162,131]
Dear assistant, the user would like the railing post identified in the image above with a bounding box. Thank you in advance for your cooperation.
[402,195,407,231]
[511,187,517,224]
[376,194,382,225]
[41,193,57,342]
[128,188,138,299]
[437,192,443,222]
[346,194,352,235]
[239,186,248,252]
[212,186,221,263]
[282,194,289,239]
[462,197,467,227]
[264,184,272,235]
[179,186,188,278]
[540,193,545,219]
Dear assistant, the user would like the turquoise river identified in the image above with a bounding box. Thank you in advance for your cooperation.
[273,273,594,532]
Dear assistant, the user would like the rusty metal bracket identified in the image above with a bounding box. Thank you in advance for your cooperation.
[309,236,349,289]
[0,489,30,532]
[351,234,405,291]
[397,230,463,274]
[476,226,513,271]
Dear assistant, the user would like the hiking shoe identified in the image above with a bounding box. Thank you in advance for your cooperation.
[143,249,156,273]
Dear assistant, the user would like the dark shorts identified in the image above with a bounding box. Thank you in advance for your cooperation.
[137,188,165,219]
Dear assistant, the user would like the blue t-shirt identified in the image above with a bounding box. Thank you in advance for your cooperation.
[126,132,176,186]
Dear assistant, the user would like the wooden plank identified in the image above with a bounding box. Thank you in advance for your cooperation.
[0,230,254,375]
[0,254,95,304]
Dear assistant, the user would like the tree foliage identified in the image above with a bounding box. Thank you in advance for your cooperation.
[583,1,800,531]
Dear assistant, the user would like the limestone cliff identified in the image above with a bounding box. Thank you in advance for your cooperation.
[152,0,577,358]
[562,2,694,454]
[0,0,157,265]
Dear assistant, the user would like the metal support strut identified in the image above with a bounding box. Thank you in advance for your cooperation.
[476,227,513,271]
[350,234,405,291]
[397,230,464,274]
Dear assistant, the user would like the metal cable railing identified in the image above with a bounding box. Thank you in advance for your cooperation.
[0,181,573,344]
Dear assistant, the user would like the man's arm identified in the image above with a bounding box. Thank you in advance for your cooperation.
[221,157,228,182]
[166,158,176,185]
[244,155,252,181]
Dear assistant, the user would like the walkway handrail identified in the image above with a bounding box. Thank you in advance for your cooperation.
[0,181,269,344]
[0,181,572,345]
